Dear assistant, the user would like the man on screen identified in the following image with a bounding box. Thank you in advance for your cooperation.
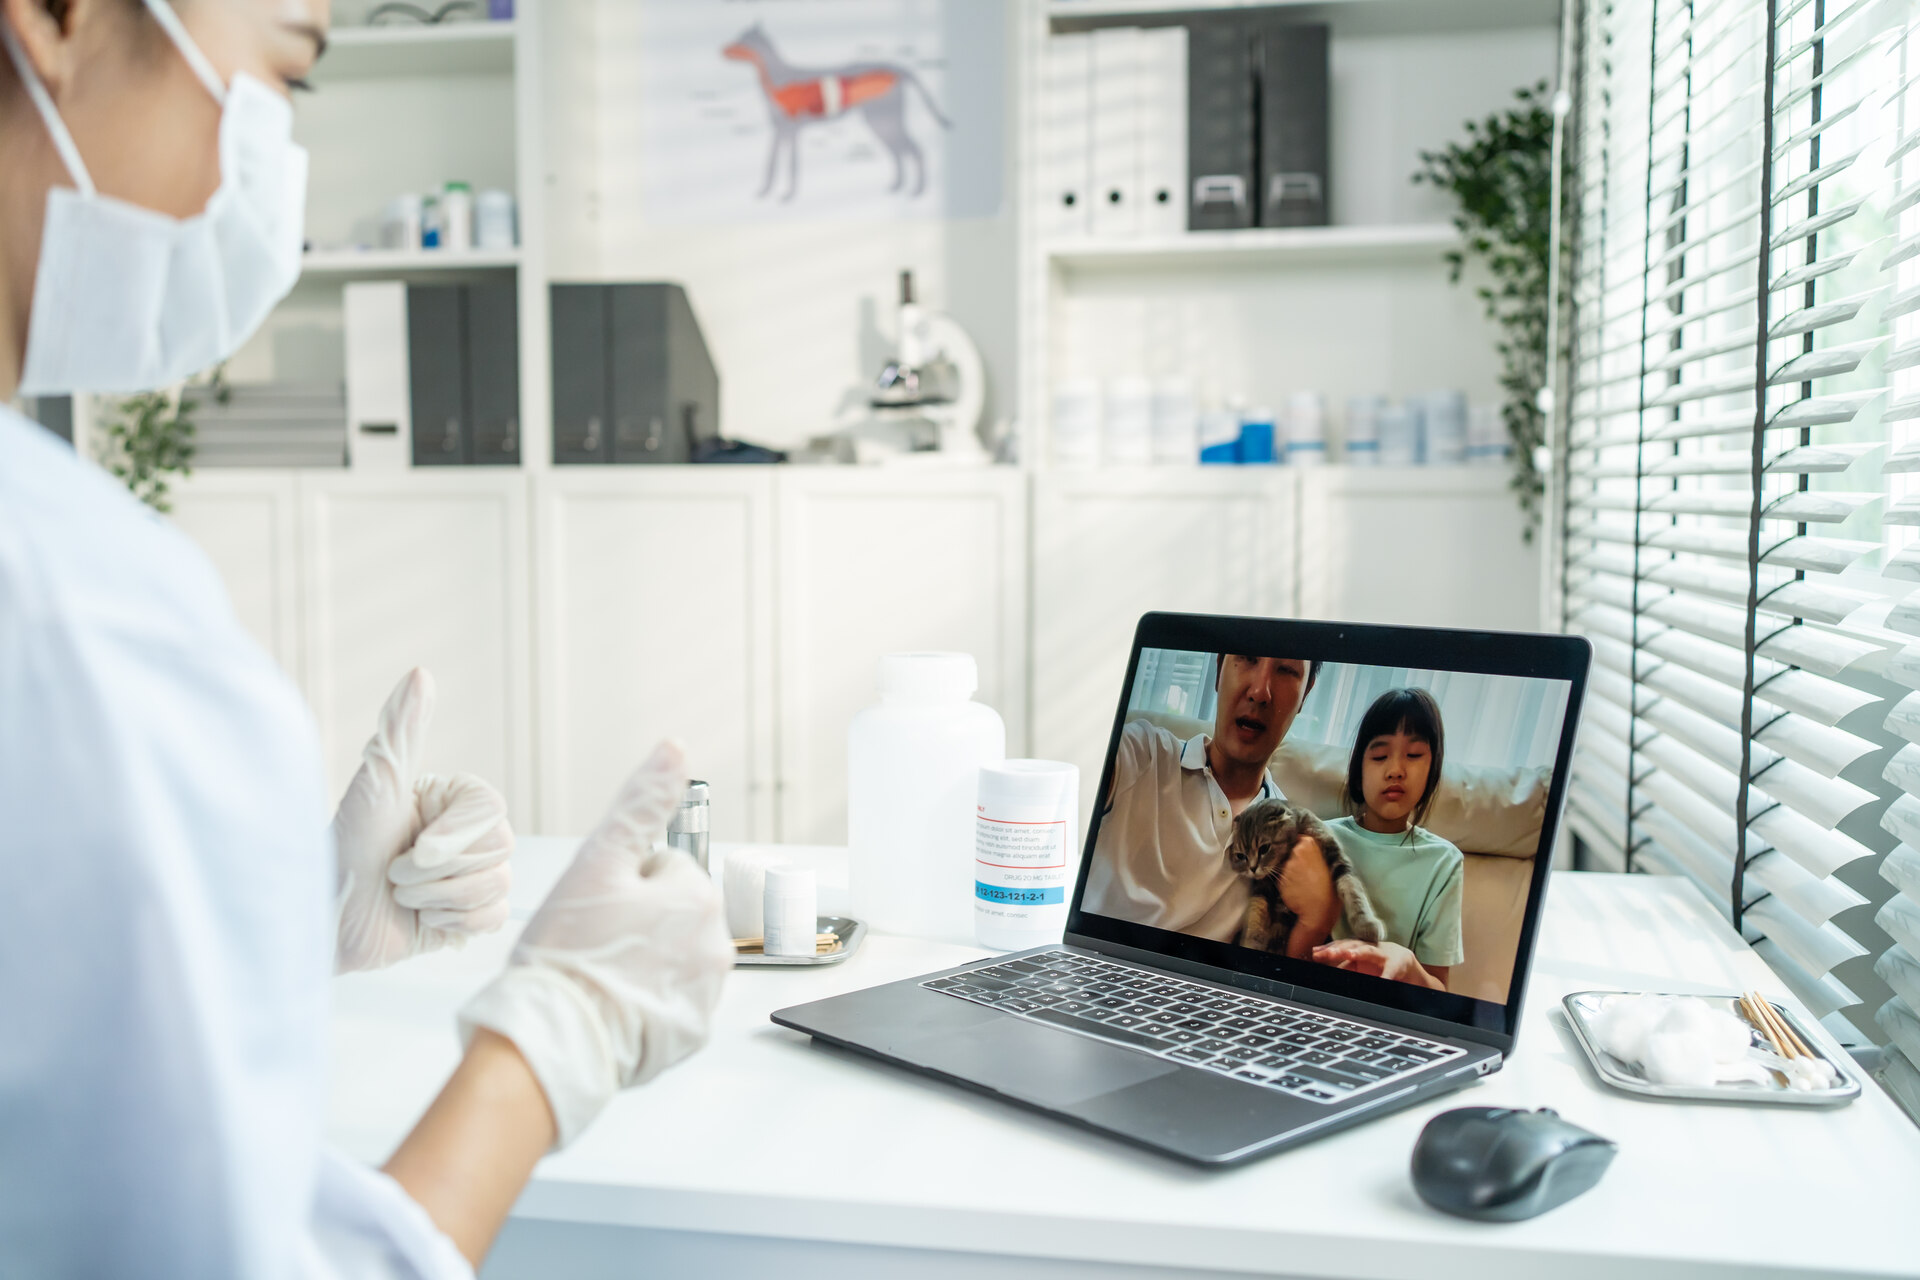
[1083,654,1338,943]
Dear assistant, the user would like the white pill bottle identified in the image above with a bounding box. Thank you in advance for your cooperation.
[847,653,1005,942]
[974,759,1081,951]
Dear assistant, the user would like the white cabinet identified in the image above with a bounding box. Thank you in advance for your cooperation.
[775,470,1029,846]
[1031,469,1297,831]
[299,474,534,819]
[532,470,776,842]
[166,473,302,677]
[168,464,1533,840]
[1297,467,1540,630]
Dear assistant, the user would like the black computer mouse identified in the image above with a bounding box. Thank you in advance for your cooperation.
[1410,1106,1617,1222]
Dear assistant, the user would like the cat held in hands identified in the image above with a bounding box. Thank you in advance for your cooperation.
[1227,800,1385,957]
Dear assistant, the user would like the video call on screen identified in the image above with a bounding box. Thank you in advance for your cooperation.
[1082,649,1571,1006]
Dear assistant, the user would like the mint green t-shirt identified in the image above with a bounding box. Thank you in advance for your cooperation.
[1325,815,1466,968]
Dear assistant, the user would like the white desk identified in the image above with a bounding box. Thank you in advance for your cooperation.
[329,841,1920,1280]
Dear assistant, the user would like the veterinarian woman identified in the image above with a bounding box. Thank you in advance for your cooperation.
[0,1,731,1275]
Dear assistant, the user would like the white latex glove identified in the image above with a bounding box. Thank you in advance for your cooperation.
[458,740,732,1147]
[332,668,514,974]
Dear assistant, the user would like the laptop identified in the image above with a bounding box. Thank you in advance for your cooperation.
[773,612,1590,1166]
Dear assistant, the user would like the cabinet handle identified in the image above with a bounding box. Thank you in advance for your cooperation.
[582,416,601,451]
[501,418,519,452]
[442,419,460,452]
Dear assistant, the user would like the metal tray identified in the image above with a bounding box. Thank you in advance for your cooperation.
[734,915,866,968]
[1562,990,1860,1107]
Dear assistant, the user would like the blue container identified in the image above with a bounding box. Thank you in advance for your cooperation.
[1236,419,1276,465]
[1200,441,1239,465]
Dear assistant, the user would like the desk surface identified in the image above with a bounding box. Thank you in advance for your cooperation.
[329,840,1920,1280]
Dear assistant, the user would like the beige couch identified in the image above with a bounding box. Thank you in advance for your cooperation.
[1128,712,1549,1004]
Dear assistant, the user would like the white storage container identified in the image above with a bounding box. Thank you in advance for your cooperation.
[1150,376,1198,463]
[1104,376,1154,464]
[1051,379,1103,466]
[1285,391,1326,466]
[1344,394,1383,465]
[848,653,1006,942]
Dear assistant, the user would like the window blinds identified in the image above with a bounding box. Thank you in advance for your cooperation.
[1558,0,1920,1101]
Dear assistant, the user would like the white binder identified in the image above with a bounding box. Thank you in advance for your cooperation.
[1039,33,1092,240]
[1090,26,1143,238]
[343,282,412,472]
[1139,26,1188,236]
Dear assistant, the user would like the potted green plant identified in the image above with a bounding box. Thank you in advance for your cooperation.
[94,367,225,514]
[1414,80,1564,539]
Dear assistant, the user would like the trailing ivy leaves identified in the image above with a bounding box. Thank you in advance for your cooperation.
[1414,80,1565,541]
[95,367,225,514]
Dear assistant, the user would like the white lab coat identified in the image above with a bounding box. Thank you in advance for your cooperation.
[0,407,469,1279]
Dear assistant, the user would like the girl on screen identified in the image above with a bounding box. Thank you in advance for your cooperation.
[1311,687,1465,993]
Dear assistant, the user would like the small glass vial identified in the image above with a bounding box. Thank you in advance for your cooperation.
[667,780,710,871]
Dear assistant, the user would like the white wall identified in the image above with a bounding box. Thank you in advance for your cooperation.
[549,0,1022,450]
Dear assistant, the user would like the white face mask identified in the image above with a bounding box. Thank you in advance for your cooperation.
[1,0,309,396]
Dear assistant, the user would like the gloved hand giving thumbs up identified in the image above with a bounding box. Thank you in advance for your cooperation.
[458,740,733,1147]
[332,668,515,974]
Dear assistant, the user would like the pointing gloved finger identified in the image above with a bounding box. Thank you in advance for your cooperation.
[393,773,513,881]
[362,667,436,794]
[592,740,688,863]
[392,860,512,915]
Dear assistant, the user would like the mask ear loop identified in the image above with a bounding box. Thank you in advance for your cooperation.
[0,19,98,196]
[137,0,228,104]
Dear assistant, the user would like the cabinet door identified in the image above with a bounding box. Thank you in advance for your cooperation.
[167,471,302,679]
[532,470,775,840]
[1297,467,1540,630]
[1031,469,1295,833]
[299,473,533,821]
[775,470,1028,846]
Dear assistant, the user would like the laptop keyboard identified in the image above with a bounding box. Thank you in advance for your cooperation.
[922,949,1467,1105]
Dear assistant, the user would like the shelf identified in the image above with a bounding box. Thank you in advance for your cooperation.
[301,247,522,277]
[1044,223,1457,269]
[314,21,516,81]
[1045,0,1559,36]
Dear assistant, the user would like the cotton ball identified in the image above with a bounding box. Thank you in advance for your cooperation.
[1593,994,1665,1065]
[1644,1029,1718,1086]
[1702,1007,1756,1064]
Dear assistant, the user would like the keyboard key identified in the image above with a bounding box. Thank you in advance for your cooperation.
[1233,1034,1272,1049]
[1164,1030,1202,1044]
[1332,1060,1392,1081]
[1221,1017,1260,1031]
[1093,997,1131,1010]
[1214,1057,1248,1071]
[1027,1007,1172,1053]
[1176,1019,1212,1032]
[1277,1074,1311,1089]
[1108,1015,1143,1029]
[1195,1038,1235,1054]
[1170,1047,1212,1063]
[1166,1003,1202,1016]
[1302,1088,1334,1101]
[1000,999,1037,1012]
[1356,1036,1395,1051]
[1234,1069,1270,1083]
[1300,1050,1336,1065]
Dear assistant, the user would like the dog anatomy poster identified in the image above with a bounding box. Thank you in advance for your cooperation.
[642,0,1003,221]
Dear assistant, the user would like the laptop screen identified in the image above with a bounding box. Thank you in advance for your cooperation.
[1067,615,1587,1042]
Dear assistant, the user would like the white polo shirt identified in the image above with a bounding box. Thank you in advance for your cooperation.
[1080,720,1282,942]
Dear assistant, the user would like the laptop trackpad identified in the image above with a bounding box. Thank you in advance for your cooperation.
[909,1016,1177,1108]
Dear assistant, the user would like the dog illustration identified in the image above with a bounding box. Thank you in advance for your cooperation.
[722,24,952,201]
[1226,800,1386,956]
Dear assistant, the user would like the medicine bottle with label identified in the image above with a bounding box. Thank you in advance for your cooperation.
[974,759,1080,951]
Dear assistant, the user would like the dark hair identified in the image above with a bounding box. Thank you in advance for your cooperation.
[1345,687,1445,832]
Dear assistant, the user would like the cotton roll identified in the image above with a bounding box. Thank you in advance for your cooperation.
[723,848,791,941]
[763,866,819,957]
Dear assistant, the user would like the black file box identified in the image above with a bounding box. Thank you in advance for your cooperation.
[408,285,467,466]
[1256,24,1330,227]
[1187,22,1256,231]
[550,282,719,465]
